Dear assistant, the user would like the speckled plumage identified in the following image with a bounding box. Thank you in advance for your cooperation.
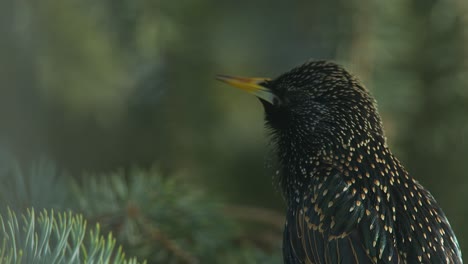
[256,61,462,263]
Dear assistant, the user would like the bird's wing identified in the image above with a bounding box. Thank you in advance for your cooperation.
[391,178,463,264]
[283,167,400,264]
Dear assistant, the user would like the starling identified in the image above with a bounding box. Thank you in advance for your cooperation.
[217,60,463,263]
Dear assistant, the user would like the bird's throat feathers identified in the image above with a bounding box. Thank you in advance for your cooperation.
[273,126,389,204]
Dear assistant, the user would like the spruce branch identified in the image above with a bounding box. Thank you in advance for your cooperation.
[0,208,144,264]
[0,156,282,263]
[71,167,237,263]
[0,157,70,214]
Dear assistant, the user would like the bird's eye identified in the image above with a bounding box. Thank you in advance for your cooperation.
[273,96,282,106]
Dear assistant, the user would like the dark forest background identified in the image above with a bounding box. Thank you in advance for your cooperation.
[1,0,467,262]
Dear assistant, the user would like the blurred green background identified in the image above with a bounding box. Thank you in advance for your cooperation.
[1,0,467,259]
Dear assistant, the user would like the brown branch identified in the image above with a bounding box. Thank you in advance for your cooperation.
[138,215,199,264]
[224,204,284,230]
[235,231,283,251]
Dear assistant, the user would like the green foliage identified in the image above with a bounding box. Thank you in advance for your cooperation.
[0,158,282,263]
[72,168,237,263]
[0,157,70,213]
[70,167,282,263]
[0,208,142,264]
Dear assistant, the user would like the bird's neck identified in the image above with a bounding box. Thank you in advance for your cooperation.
[276,132,390,206]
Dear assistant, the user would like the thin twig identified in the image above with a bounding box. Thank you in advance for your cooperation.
[224,204,284,230]
[139,214,199,264]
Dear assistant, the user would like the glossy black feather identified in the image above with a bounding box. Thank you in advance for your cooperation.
[259,60,463,263]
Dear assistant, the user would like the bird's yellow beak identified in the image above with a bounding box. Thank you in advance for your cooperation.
[216,75,277,104]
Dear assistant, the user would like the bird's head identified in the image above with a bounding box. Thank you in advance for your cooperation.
[217,60,385,153]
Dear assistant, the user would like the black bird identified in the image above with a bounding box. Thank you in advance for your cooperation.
[217,60,463,264]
